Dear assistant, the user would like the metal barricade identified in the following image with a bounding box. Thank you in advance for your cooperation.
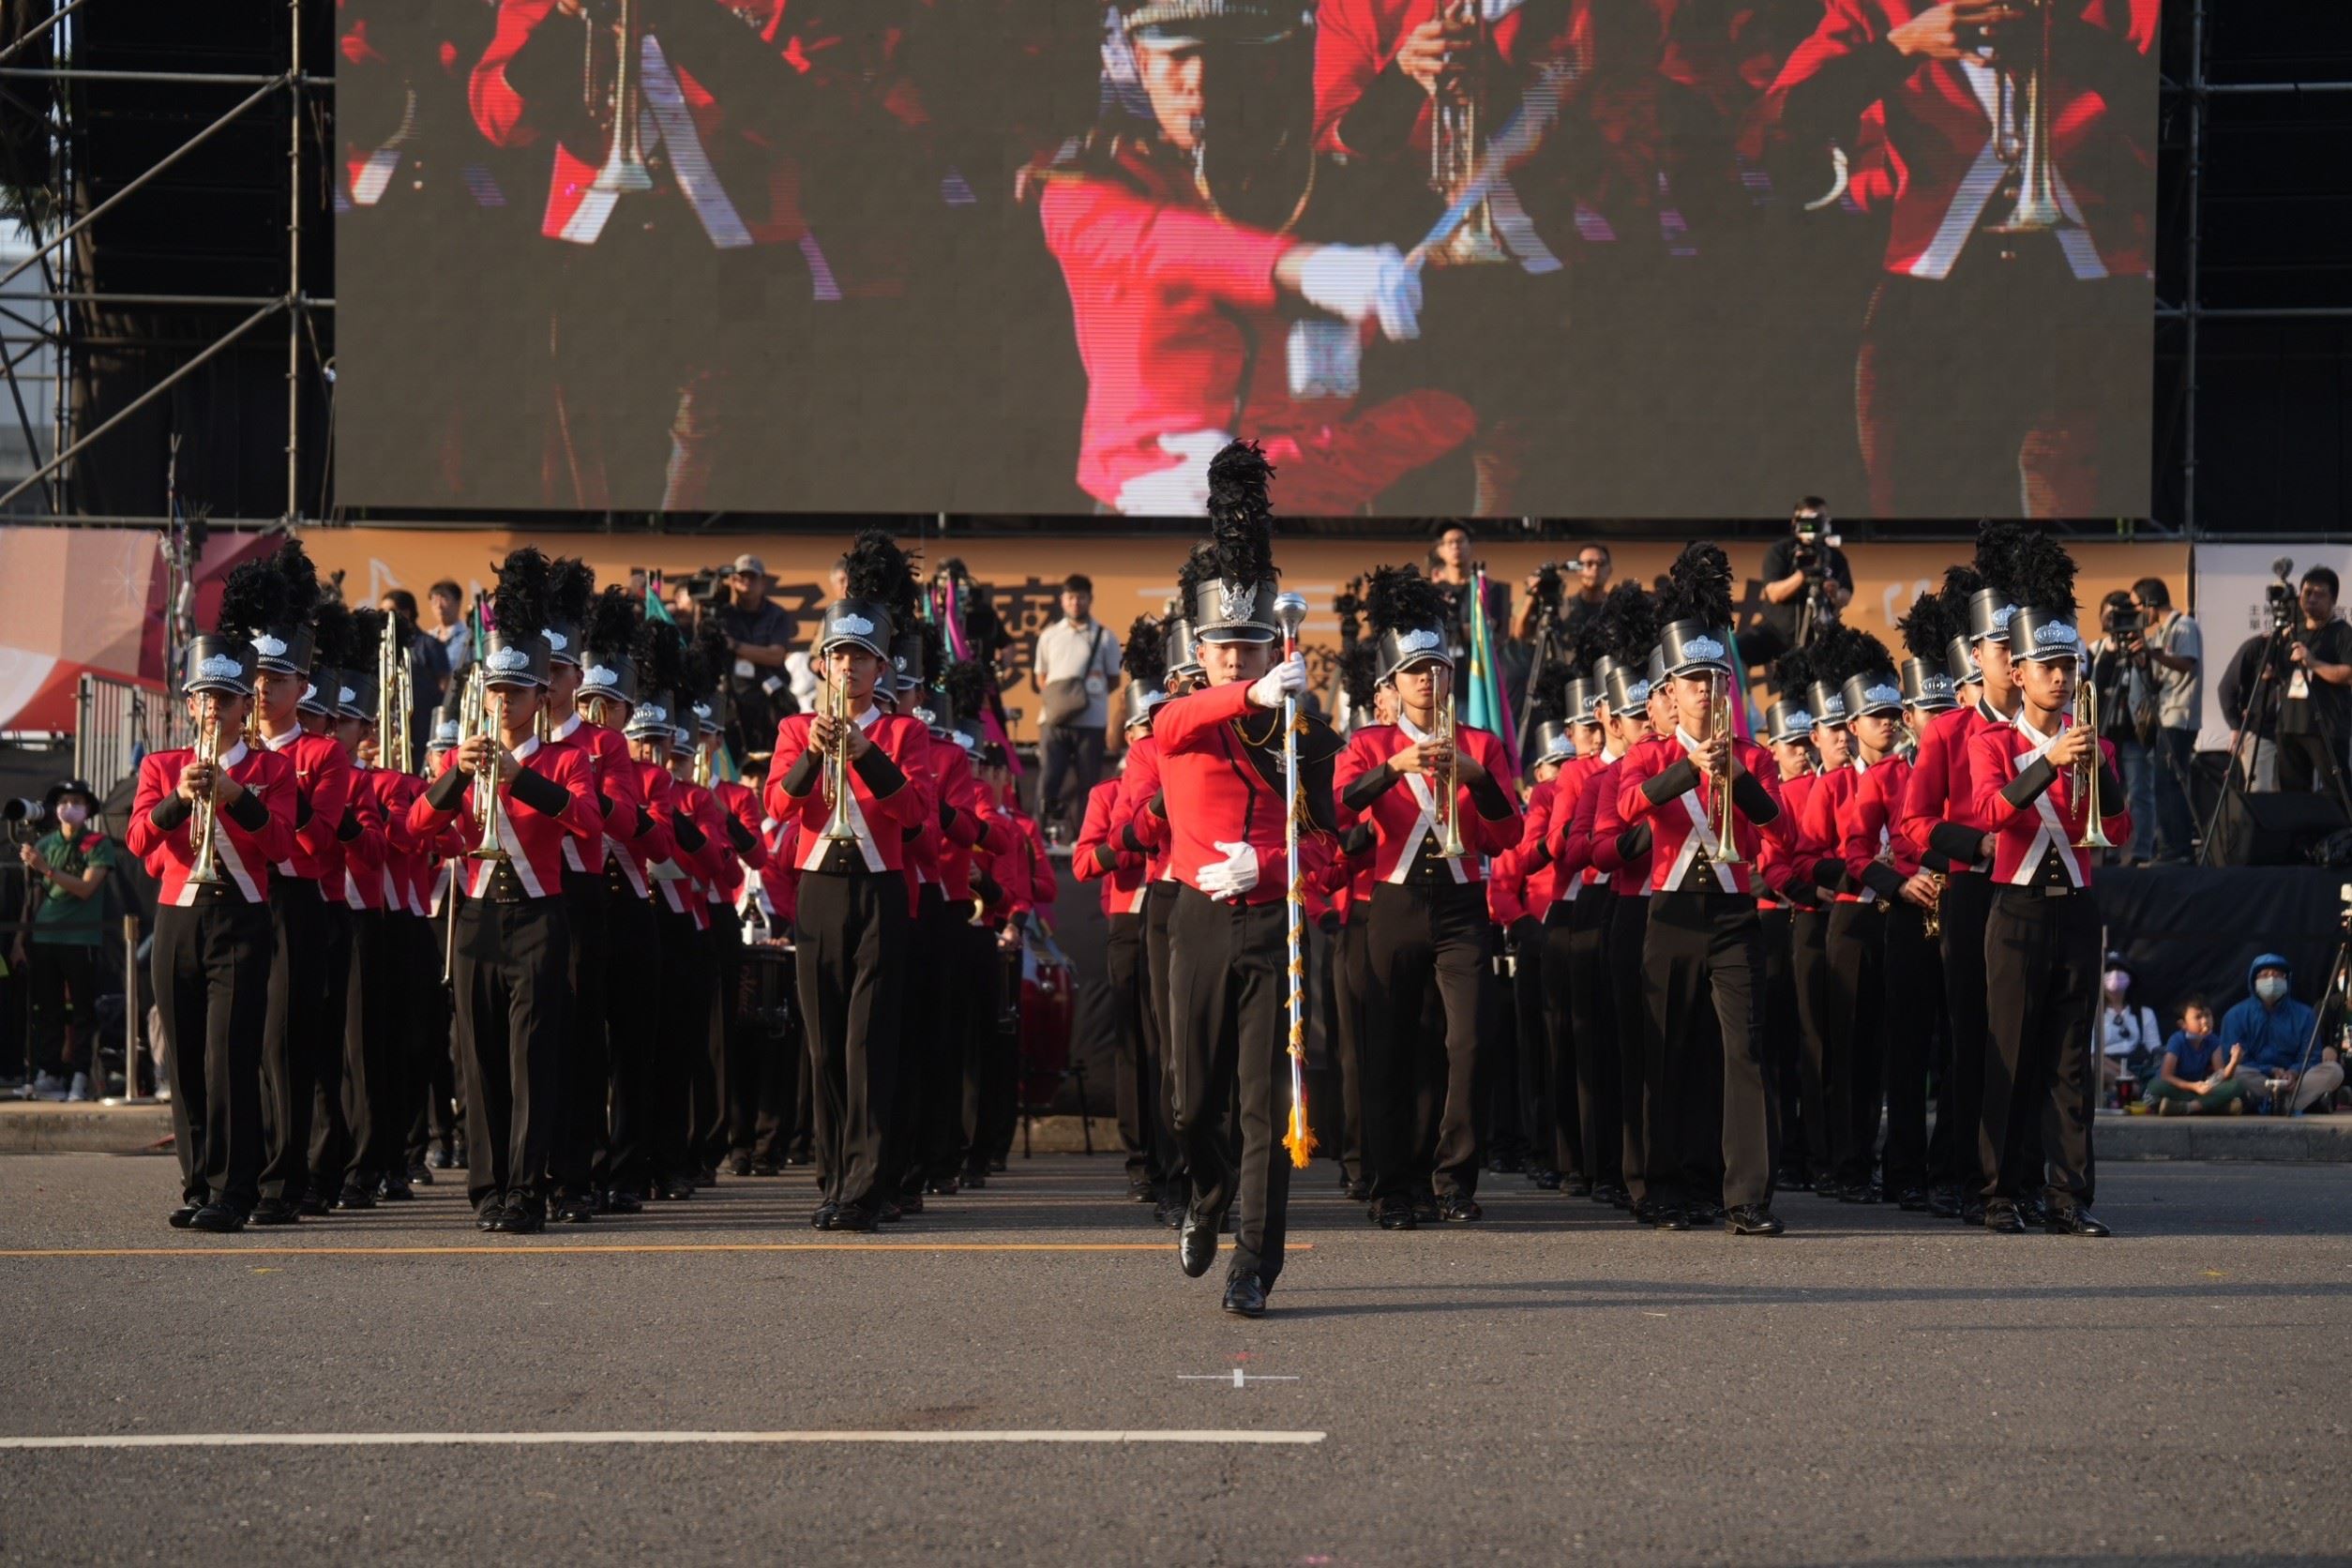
[73,672,176,797]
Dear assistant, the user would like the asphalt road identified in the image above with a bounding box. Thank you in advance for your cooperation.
[3,1153,2347,1566]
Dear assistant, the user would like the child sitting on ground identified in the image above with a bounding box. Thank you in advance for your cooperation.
[2143,999,2248,1117]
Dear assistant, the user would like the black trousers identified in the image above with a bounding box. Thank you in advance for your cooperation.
[304,901,356,1196]
[25,940,99,1076]
[1037,725,1107,832]
[1981,888,2101,1208]
[1608,893,1652,1202]
[654,905,712,1184]
[917,894,976,1184]
[1757,906,1805,1176]
[794,868,908,1210]
[1641,890,1776,1211]
[405,912,457,1164]
[1144,882,1186,1187]
[1167,887,1293,1288]
[890,886,952,1194]
[1364,878,1491,1202]
[454,896,570,1212]
[155,897,273,1210]
[1482,934,1523,1164]
[965,929,1020,1169]
[1332,912,1371,1186]
[603,886,663,1194]
[261,880,334,1203]
[1824,901,1887,1189]
[343,908,409,1187]
[551,869,611,1200]
[718,905,783,1168]
[1509,918,1558,1173]
[1104,910,1162,1184]
[699,904,742,1168]
[1935,872,1993,1196]
[1880,899,1941,1195]
[1787,905,1838,1183]
[731,945,796,1166]
[1564,891,1620,1189]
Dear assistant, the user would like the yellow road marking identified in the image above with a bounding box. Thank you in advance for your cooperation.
[0,1242,1313,1259]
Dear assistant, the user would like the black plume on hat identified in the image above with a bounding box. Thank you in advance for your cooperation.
[311,599,354,671]
[1593,581,1658,665]
[1122,615,1167,688]
[1971,521,2034,599]
[843,529,920,620]
[1206,440,1278,583]
[2005,534,2079,621]
[492,547,553,642]
[1174,541,1222,606]
[1898,586,1955,663]
[1526,660,1571,730]
[585,583,639,662]
[1339,639,1379,709]
[272,538,323,623]
[632,617,686,701]
[942,659,991,726]
[1940,564,1983,610]
[691,614,731,692]
[1808,624,1871,688]
[350,604,386,656]
[216,558,290,642]
[1659,542,1735,630]
[550,557,596,625]
[1771,640,1817,699]
[1364,565,1448,639]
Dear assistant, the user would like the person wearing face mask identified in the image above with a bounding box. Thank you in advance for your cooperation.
[2221,956,2344,1115]
[14,780,119,1102]
[2094,958,2162,1107]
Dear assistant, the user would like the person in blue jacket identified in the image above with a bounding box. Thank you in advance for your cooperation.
[2219,954,2344,1114]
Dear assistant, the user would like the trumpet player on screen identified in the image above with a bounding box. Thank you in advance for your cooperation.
[129,593,299,1234]
[1754,0,2158,519]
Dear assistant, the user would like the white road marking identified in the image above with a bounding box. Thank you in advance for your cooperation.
[1179,1371,1303,1388]
[0,1429,1325,1451]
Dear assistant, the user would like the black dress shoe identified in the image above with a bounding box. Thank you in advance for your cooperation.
[1373,1199,1416,1230]
[2043,1204,2111,1237]
[1565,1178,1594,1198]
[785,1149,813,1167]
[501,1203,546,1235]
[1221,1274,1268,1318]
[1410,1194,1440,1226]
[876,1199,903,1224]
[190,1202,244,1233]
[832,1203,877,1233]
[1153,1195,1184,1229]
[1343,1180,1371,1202]
[1128,1178,1157,1202]
[475,1200,506,1232]
[897,1191,926,1216]
[1178,1214,1216,1277]
[811,1200,839,1230]
[696,1163,719,1186]
[1530,1168,1561,1191]
[1440,1196,1483,1223]
[1839,1181,1882,1205]
[656,1176,695,1201]
[1776,1168,1813,1194]
[727,1153,754,1178]
[425,1146,454,1170]
[1812,1178,1847,1202]
[335,1184,377,1212]
[409,1163,434,1186]
[1958,1198,1987,1227]
[1983,1199,2026,1233]
[556,1196,596,1224]
[1631,1198,1662,1226]
[959,1168,988,1190]
[926,1176,960,1197]
[378,1177,415,1202]
[2014,1195,2047,1227]
[1895,1187,1932,1213]
[1659,1207,1694,1231]
[604,1188,644,1214]
[296,1194,333,1217]
[1728,1204,1785,1236]
[751,1161,781,1178]
[247,1199,299,1227]
[1597,1184,1631,1209]
[1926,1187,1962,1219]
[168,1203,202,1229]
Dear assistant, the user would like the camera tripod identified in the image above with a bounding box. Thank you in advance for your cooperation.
[2199,620,2352,866]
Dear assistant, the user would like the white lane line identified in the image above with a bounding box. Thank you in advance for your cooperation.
[0,1429,1325,1451]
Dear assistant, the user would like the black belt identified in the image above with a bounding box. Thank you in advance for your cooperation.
[177,881,259,907]
[806,844,890,877]
[479,864,535,904]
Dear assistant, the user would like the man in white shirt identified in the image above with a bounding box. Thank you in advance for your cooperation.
[1030,574,1122,838]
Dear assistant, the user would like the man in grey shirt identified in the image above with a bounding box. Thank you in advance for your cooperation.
[2129,577,2201,862]
[1030,573,1122,839]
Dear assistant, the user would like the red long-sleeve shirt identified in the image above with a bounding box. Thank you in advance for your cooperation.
[129,743,300,907]
[1153,680,1338,906]
[1334,719,1522,884]
[1074,776,1148,919]
[766,706,937,876]
[1616,731,1783,896]
[406,736,603,900]
[1968,715,2132,888]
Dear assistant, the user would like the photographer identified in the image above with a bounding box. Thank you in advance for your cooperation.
[1515,543,1611,647]
[12,780,118,1102]
[1751,496,1854,665]
[716,554,798,757]
[2089,591,2157,864]
[2276,566,2352,800]
[2127,577,2200,860]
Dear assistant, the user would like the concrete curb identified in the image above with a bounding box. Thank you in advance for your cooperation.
[2093,1111,2352,1163]
[0,1102,176,1155]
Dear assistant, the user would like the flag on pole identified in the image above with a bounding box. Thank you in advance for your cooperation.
[1462,570,1517,761]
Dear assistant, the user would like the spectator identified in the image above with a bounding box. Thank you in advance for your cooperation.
[380,587,447,765]
[2088,590,2154,865]
[2221,953,2345,1113]
[427,578,474,682]
[1561,543,1613,645]
[11,780,118,1101]
[1030,572,1121,837]
[2094,956,2163,1105]
[2143,999,2247,1116]
[1748,496,1854,667]
[2129,576,2201,861]
[2277,566,2352,799]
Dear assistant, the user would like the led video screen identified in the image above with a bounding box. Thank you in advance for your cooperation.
[335,1,2157,519]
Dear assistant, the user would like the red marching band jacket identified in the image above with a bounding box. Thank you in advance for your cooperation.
[912,732,1004,907]
[1898,703,2000,877]
[712,776,770,907]
[1334,717,1522,884]
[765,706,937,877]
[1075,775,1149,919]
[1546,751,1613,894]
[550,714,643,881]
[129,742,300,907]
[406,736,603,899]
[1153,682,1335,907]
[1108,731,1173,885]
[1615,730,1784,897]
[663,776,728,927]
[1968,715,2132,888]
[1839,755,1922,903]
[1758,769,1831,906]
[255,728,351,891]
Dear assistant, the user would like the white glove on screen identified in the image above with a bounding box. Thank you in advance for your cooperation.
[1113,430,1231,517]
[1296,244,1423,342]
[1198,839,1260,901]
[1246,652,1307,711]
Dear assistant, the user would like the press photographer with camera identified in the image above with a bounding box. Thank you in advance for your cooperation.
[2089,592,2158,863]
[713,553,798,758]
[1750,497,1854,666]
[2224,565,2352,803]
[2123,577,2199,860]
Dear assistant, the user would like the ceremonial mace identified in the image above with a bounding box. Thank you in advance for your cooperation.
[1275,592,1317,1168]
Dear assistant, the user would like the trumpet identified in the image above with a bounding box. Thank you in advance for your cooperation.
[1986,0,2067,241]
[2072,665,2113,850]
[459,665,509,863]
[376,616,403,774]
[1435,667,1467,858]
[693,734,712,791]
[1428,0,1508,266]
[818,668,860,845]
[1920,870,1948,941]
[590,0,654,195]
[1708,672,1745,866]
[187,693,227,886]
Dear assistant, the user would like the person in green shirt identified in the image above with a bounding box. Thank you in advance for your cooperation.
[13,779,118,1100]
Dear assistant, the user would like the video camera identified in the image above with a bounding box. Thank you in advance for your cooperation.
[1528,562,1566,617]
[1791,511,1841,580]
[2267,556,2299,635]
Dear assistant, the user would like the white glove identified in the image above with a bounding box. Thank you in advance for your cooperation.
[1112,430,1231,517]
[1246,652,1307,710]
[1296,244,1422,342]
[1198,839,1259,901]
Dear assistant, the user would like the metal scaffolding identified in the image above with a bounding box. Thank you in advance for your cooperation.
[0,0,326,523]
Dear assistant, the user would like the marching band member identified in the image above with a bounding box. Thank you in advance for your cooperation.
[1537,664,1609,1199]
[766,533,938,1232]
[1337,567,1522,1229]
[339,608,414,1207]
[1156,444,1339,1316]
[611,621,687,1208]
[312,619,390,1212]
[922,664,1012,1199]
[1754,686,1823,1193]
[1325,642,1387,1202]
[130,618,298,1231]
[1776,643,1854,1199]
[405,562,602,1234]
[1887,587,1965,1211]
[412,701,468,1180]
[1617,545,1787,1236]
[1108,617,1191,1224]
[1968,537,2128,1236]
